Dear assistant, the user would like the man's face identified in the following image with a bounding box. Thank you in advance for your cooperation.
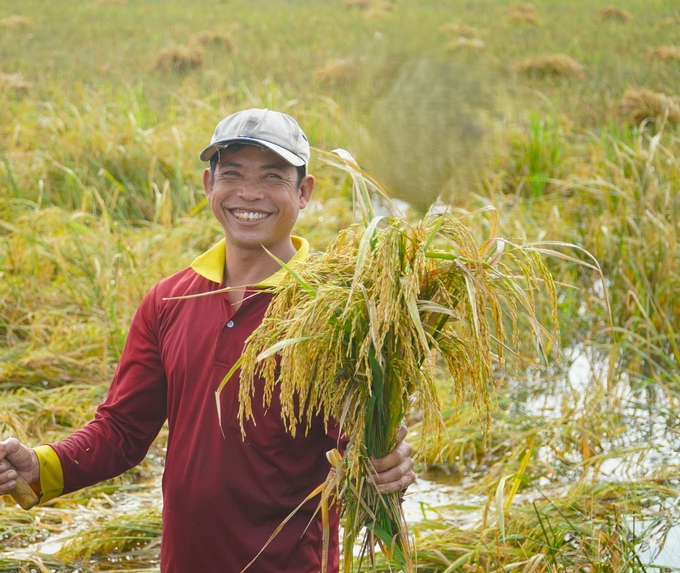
[203,144,314,257]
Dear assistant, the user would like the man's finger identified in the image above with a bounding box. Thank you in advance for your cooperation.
[371,439,413,473]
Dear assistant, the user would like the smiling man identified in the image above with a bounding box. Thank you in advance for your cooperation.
[0,109,416,573]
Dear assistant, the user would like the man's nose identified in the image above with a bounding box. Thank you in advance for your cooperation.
[237,178,265,200]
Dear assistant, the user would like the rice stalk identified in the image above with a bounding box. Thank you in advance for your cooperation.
[659,14,680,27]
[512,55,585,79]
[191,31,235,51]
[0,16,32,28]
[230,152,560,572]
[619,87,680,126]
[507,3,539,24]
[57,507,162,561]
[597,6,633,22]
[0,73,31,95]
[646,45,680,61]
[368,480,675,571]
[314,59,356,84]
[154,45,203,72]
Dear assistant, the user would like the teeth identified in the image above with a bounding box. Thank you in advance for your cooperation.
[233,211,269,221]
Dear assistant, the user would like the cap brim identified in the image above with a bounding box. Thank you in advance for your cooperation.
[199,138,306,167]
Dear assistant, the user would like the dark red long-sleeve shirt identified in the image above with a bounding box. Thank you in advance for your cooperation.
[43,238,343,572]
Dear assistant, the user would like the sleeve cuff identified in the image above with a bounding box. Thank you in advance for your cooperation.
[32,445,64,504]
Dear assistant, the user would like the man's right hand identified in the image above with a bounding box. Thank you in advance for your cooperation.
[0,438,40,493]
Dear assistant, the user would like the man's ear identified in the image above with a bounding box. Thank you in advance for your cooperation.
[298,174,315,209]
[202,168,213,196]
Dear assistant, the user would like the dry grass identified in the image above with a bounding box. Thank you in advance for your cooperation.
[512,54,585,79]
[619,87,680,125]
[647,45,680,61]
[314,58,356,84]
[597,6,633,22]
[192,31,235,51]
[155,45,203,72]
[98,0,127,4]
[659,14,680,27]
[446,37,485,51]
[0,72,31,95]
[0,15,32,28]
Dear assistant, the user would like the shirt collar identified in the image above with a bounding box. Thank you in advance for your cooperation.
[190,236,310,287]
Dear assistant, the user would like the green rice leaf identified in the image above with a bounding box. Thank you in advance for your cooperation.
[262,245,317,298]
[256,335,321,361]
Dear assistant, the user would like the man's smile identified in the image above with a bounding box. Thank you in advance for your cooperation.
[229,209,271,221]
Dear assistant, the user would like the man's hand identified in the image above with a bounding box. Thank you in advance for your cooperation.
[369,425,416,494]
[0,438,40,494]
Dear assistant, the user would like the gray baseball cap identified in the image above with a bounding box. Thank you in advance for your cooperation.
[199,108,310,171]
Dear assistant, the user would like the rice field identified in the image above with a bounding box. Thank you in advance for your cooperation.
[1,0,680,570]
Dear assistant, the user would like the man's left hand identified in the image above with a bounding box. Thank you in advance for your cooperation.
[369,425,416,494]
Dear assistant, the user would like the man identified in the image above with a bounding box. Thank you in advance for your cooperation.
[0,108,416,572]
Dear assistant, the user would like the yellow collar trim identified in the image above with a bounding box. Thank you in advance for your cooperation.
[190,236,310,287]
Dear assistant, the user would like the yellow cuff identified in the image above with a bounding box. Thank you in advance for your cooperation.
[32,445,64,504]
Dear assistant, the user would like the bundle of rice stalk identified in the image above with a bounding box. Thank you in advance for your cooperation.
[507,3,539,24]
[619,87,680,125]
[0,15,32,28]
[192,31,235,51]
[659,15,680,27]
[0,72,31,95]
[223,151,561,572]
[597,6,633,22]
[512,54,585,79]
[155,45,203,72]
[314,58,356,84]
[647,46,680,61]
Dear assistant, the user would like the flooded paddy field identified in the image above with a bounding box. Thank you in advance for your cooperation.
[2,0,680,571]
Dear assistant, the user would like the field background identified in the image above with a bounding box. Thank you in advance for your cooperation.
[1,0,680,571]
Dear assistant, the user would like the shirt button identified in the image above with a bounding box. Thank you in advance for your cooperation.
[226,320,235,328]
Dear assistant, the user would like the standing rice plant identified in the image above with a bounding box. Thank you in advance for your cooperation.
[225,151,560,572]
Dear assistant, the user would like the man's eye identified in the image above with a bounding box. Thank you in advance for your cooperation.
[265,173,281,179]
